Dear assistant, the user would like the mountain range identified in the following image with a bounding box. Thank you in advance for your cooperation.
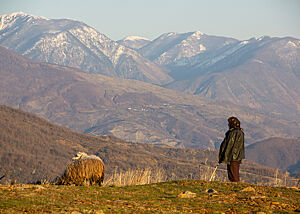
[0,12,172,85]
[164,36,300,118]
[1,12,299,121]
[0,12,300,149]
[121,30,300,119]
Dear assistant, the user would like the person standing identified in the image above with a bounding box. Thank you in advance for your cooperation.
[219,117,245,182]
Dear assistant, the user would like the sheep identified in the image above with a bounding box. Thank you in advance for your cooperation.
[72,152,101,161]
[57,152,105,186]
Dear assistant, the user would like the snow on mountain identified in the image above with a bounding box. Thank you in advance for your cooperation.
[273,38,300,63]
[176,35,299,74]
[117,36,151,50]
[138,32,194,62]
[154,31,207,65]
[138,31,238,65]
[0,12,49,30]
[174,37,263,69]
[123,36,150,41]
[0,12,172,85]
[166,36,300,118]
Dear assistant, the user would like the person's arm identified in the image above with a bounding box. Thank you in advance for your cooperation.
[219,139,225,163]
[219,131,232,163]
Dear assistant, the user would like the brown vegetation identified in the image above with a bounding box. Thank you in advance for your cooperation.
[0,104,298,186]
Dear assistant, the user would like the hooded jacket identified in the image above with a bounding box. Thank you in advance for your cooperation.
[219,128,245,164]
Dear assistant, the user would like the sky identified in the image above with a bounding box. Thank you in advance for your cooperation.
[1,0,300,41]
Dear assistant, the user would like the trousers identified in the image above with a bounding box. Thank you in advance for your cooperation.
[227,161,241,182]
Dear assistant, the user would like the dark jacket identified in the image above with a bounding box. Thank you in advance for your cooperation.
[219,128,245,164]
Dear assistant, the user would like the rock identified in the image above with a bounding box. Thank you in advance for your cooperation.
[205,189,218,194]
[178,191,196,198]
[290,186,299,190]
[33,185,45,190]
[15,184,45,191]
[250,196,266,200]
[71,212,82,214]
[241,187,256,192]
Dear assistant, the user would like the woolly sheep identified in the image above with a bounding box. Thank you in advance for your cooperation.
[57,152,105,186]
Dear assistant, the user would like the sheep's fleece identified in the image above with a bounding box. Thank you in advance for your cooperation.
[57,152,105,186]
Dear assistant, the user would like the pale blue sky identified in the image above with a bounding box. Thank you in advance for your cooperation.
[1,0,299,41]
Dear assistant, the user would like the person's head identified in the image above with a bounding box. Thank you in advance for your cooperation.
[228,117,240,129]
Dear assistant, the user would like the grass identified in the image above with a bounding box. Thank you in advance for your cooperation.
[103,167,166,187]
[0,180,299,213]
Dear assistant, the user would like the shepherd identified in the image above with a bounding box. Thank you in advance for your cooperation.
[218,117,245,182]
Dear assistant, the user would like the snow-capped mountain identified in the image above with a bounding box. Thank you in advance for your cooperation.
[117,36,151,50]
[0,12,172,85]
[135,30,300,118]
[138,31,238,65]
[166,36,300,117]
[189,37,275,65]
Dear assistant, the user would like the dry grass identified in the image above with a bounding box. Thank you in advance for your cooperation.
[199,163,299,187]
[102,165,299,188]
[103,167,166,187]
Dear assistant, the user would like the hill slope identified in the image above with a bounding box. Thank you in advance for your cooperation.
[0,104,293,185]
[246,138,300,177]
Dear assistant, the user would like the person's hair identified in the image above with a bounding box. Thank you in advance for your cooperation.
[228,117,241,129]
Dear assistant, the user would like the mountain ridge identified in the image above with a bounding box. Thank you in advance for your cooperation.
[0,12,172,85]
[164,36,300,118]
[138,31,238,65]
[117,36,151,50]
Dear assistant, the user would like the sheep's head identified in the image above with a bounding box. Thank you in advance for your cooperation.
[72,152,88,160]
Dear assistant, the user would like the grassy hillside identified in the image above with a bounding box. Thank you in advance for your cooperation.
[0,180,299,213]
